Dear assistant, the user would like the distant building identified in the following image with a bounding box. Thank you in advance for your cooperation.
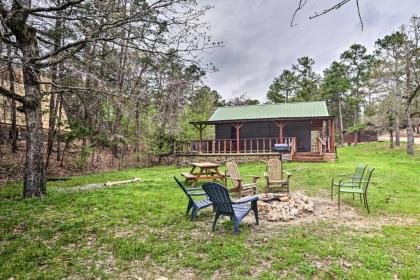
[0,68,68,138]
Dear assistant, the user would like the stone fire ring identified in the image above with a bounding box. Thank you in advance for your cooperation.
[257,193,314,222]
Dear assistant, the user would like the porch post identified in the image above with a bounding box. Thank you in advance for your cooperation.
[330,117,336,151]
[274,121,285,143]
[322,120,326,139]
[236,123,240,153]
[232,122,244,153]
[279,122,284,144]
[192,123,207,153]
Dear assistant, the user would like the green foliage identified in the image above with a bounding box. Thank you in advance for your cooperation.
[74,146,92,170]
[292,56,320,101]
[225,94,260,106]
[267,69,297,103]
[375,31,407,58]
[346,123,368,134]
[150,130,175,156]
[267,56,320,103]
[321,61,350,101]
[340,44,376,106]
[66,120,92,142]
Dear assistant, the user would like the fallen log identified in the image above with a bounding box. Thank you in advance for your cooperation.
[104,177,142,187]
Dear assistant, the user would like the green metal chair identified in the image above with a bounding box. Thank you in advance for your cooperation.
[338,167,375,213]
[331,163,368,200]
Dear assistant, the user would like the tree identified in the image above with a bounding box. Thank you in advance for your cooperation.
[267,70,297,103]
[401,16,420,155]
[321,61,351,144]
[225,95,260,106]
[375,32,406,146]
[0,0,216,197]
[292,56,320,101]
[340,44,375,127]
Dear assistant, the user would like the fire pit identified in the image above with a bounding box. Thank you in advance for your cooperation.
[258,193,314,222]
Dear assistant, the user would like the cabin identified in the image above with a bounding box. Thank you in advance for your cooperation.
[175,101,336,162]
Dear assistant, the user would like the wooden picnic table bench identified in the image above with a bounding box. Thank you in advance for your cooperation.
[182,162,225,186]
[181,172,197,180]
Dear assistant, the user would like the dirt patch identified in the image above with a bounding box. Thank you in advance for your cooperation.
[242,191,418,230]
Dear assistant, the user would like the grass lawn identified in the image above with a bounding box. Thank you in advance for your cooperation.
[1,142,419,279]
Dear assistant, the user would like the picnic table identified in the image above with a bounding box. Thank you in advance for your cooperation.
[181,162,225,186]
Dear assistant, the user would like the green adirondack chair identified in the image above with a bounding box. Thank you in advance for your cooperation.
[338,167,375,213]
[331,163,368,200]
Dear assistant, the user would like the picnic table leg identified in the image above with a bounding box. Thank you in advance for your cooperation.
[190,166,196,174]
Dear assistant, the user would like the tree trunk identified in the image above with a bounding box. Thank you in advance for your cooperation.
[393,61,401,147]
[338,95,344,145]
[353,133,358,146]
[56,94,63,161]
[389,128,394,149]
[7,45,17,153]
[406,106,414,155]
[45,91,57,169]
[394,111,400,146]
[353,109,358,126]
[20,27,46,197]
[135,102,141,161]
[23,68,46,197]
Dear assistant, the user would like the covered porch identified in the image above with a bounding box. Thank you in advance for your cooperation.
[175,117,336,161]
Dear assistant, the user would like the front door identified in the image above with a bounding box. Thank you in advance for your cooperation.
[284,122,311,152]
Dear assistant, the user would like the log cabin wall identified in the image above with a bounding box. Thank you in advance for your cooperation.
[215,120,313,152]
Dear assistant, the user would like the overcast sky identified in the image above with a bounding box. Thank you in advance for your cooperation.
[201,0,419,101]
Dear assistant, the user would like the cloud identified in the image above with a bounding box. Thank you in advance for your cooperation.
[201,0,419,101]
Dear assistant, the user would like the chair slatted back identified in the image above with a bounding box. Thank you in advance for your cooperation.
[226,162,241,188]
[174,176,193,201]
[267,158,282,181]
[352,163,368,183]
[202,182,234,214]
[361,167,375,192]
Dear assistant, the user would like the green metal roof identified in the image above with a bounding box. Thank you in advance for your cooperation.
[208,101,329,122]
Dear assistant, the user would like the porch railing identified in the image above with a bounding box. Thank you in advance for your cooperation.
[315,137,331,160]
[175,137,297,155]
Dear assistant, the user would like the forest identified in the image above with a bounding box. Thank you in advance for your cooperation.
[0,0,419,198]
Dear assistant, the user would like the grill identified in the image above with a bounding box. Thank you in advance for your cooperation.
[271,143,290,161]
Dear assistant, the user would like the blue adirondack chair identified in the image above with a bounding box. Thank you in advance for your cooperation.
[174,177,213,221]
[202,182,259,234]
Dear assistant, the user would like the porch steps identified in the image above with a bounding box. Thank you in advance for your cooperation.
[292,152,326,162]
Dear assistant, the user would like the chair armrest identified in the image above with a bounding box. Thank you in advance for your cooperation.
[333,175,356,181]
[283,171,292,177]
[244,175,260,183]
[338,180,372,184]
[186,187,203,191]
[233,195,259,204]
[189,193,207,196]
[230,177,243,182]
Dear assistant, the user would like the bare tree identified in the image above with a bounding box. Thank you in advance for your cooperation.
[0,0,217,197]
[292,0,364,30]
